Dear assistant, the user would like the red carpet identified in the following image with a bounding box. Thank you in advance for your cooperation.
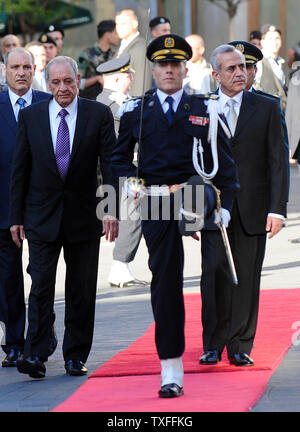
[53,289,300,412]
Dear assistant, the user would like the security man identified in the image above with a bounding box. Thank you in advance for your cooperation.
[111,34,239,398]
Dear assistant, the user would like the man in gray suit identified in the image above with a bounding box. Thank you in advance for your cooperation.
[115,9,152,97]
[97,55,148,287]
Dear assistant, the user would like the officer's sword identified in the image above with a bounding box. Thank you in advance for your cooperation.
[213,186,238,286]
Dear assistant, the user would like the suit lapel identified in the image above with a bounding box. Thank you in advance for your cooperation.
[69,97,89,164]
[234,91,257,138]
[37,97,57,164]
[0,91,17,134]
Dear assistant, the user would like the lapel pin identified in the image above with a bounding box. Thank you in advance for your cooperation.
[148,100,154,107]
[184,104,190,111]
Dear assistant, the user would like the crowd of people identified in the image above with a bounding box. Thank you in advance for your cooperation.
[0,8,294,399]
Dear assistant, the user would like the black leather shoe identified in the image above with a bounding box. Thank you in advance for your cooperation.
[199,349,221,365]
[229,352,254,366]
[2,349,22,367]
[65,360,88,376]
[158,383,184,398]
[47,325,58,357]
[17,355,46,378]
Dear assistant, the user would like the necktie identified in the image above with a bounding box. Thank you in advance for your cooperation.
[226,99,238,136]
[17,97,26,120]
[165,96,174,125]
[56,109,70,180]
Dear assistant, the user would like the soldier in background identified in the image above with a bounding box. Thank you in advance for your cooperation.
[255,24,287,111]
[44,24,65,54]
[38,33,58,64]
[77,20,119,100]
[97,55,148,288]
[249,30,262,50]
[149,17,171,39]
[96,54,134,132]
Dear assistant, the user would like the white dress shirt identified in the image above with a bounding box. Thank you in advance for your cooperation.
[9,88,33,121]
[218,87,243,118]
[156,88,183,113]
[49,96,78,153]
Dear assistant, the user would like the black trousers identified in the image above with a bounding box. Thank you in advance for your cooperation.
[142,218,185,360]
[0,229,25,354]
[226,204,267,357]
[200,229,233,353]
[25,236,100,362]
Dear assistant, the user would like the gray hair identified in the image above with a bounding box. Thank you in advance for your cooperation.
[4,47,35,66]
[45,55,78,80]
[210,44,238,72]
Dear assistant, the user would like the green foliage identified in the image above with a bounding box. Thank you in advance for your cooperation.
[0,0,91,37]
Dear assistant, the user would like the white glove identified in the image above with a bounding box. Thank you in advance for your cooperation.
[123,180,146,200]
[214,208,231,228]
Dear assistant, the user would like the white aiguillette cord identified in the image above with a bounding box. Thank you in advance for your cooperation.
[192,98,231,181]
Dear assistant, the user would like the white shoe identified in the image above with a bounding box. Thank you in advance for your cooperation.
[108,260,148,288]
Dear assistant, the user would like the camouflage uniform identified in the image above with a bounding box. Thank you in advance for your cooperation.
[77,43,115,100]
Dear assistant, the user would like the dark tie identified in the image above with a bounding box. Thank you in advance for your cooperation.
[56,109,70,180]
[165,96,174,125]
[17,97,26,120]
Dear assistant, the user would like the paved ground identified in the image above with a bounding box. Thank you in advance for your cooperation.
[0,166,299,413]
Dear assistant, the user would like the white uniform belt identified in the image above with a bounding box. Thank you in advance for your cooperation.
[147,182,187,196]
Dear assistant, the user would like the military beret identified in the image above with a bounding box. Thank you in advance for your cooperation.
[38,33,57,46]
[96,53,134,74]
[149,16,170,29]
[228,40,263,65]
[261,24,281,36]
[146,34,192,62]
[44,24,65,37]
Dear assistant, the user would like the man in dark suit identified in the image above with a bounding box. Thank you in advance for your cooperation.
[9,56,118,379]
[200,44,288,367]
[111,35,239,398]
[0,48,52,368]
[115,9,152,96]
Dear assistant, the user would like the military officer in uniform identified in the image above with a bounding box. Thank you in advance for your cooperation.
[96,55,148,288]
[96,54,134,132]
[111,34,239,398]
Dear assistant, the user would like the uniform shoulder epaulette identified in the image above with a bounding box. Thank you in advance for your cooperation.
[124,95,142,103]
[254,89,280,101]
[194,92,219,100]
